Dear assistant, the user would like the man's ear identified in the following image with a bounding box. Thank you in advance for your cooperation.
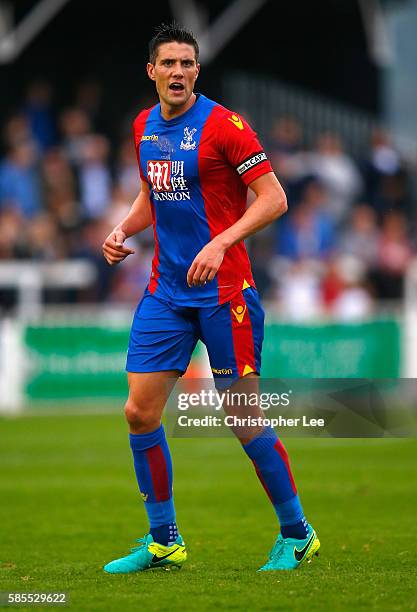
[195,63,200,80]
[147,63,156,81]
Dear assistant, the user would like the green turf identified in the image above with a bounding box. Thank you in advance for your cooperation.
[0,414,416,611]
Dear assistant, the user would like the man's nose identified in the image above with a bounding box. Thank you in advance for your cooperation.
[172,62,184,77]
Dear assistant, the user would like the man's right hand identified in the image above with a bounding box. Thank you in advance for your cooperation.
[102,228,135,265]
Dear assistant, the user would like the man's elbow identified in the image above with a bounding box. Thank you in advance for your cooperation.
[278,191,288,216]
[271,187,288,219]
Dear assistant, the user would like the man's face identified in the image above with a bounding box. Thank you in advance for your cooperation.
[147,42,200,108]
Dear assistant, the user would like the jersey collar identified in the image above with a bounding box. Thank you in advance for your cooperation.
[157,93,203,126]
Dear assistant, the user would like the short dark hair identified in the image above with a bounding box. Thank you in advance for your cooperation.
[148,22,199,64]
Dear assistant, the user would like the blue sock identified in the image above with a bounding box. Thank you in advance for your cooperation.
[242,426,309,540]
[281,517,309,540]
[129,424,178,545]
[150,522,179,546]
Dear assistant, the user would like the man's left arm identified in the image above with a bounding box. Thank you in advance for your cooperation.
[187,172,287,287]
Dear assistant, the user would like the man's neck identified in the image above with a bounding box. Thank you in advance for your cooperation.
[160,93,197,121]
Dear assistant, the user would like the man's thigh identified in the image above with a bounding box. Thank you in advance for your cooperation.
[127,371,180,427]
[127,292,199,375]
[199,287,264,388]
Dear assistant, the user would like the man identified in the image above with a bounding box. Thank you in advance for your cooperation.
[102,23,319,573]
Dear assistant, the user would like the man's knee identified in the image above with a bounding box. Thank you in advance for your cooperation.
[124,398,160,431]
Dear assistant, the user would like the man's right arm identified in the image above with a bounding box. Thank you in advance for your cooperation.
[102,179,153,266]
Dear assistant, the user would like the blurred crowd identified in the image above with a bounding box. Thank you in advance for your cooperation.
[0,80,416,319]
[254,117,416,320]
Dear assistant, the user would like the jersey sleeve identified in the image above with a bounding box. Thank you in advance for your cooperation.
[132,108,153,182]
[216,111,273,186]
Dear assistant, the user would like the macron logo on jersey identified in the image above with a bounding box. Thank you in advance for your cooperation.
[236,152,268,176]
[228,114,244,130]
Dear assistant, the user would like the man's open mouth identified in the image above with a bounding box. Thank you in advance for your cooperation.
[169,83,185,91]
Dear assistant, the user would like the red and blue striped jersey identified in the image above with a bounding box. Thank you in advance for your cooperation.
[133,94,273,306]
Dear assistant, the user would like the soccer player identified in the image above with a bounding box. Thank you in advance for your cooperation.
[102,23,320,573]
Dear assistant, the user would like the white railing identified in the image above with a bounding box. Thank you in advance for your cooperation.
[0,260,96,319]
[223,72,379,158]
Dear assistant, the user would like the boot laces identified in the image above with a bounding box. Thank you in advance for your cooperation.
[130,536,147,553]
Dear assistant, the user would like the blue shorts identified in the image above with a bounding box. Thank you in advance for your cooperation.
[126,287,264,387]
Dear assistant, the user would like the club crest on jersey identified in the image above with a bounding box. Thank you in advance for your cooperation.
[180,127,197,151]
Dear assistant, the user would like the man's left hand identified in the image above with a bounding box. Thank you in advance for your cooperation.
[187,240,225,287]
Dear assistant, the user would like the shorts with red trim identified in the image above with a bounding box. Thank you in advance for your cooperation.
[126,286,264,389]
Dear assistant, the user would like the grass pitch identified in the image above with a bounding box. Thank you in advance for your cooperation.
[0,413,416,611]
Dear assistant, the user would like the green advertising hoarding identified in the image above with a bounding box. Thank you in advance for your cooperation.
[262,320,401,378]
[25,325,129,400]
[23,319,401,403]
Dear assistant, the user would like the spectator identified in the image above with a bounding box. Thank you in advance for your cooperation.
[269,116,303,157]
[79,134,112,219]
[0,142,42,218]
[339,204,379,268]
[276,180,335,260]
[268,116,309,204]
[277,260,323,321]
[0,207,24,259]
[321,259,345,312]
[26,213,64,260]
[59,108,92,166]
[2,113,33,150]
[360,127,411,219]
[373,211,413,299]
[308,132,362,225]
[326,255,374,321]
[42,147,77,200]
[23,79,56,152]
[74,78,104,131]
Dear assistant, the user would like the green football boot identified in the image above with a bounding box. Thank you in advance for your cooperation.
[103,533,186,574]
[258,524,320,571]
